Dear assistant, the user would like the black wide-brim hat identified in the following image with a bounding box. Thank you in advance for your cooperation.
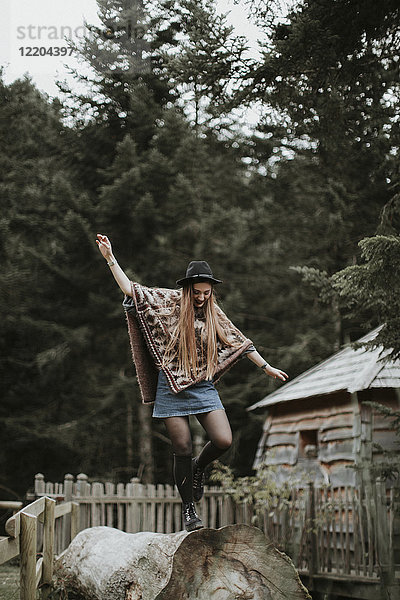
[176,260,222,287]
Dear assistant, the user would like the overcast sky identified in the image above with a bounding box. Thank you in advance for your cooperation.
[1,0,263,98]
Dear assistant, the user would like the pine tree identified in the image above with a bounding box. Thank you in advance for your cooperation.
[56,0,272,479]
[0,75,94,493]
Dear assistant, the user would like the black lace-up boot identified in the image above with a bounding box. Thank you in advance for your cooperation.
[182,501,203,531]
[173,454,203,531]
[192,457,205,502]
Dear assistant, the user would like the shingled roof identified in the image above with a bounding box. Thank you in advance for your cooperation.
[248,327,400,411]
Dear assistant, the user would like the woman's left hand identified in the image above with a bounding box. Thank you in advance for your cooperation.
[263,365,289,381]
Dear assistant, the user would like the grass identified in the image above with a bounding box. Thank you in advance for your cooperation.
[0,562,19,600]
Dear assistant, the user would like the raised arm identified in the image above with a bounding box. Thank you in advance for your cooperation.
[246,349,288,382]
[96,234,132,296]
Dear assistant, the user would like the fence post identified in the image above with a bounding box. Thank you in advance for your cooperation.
[20,512,37,600]
[131,480,143,533]
[76,473,89,532]
[62,474,74,550]
[76,473,88,496]
[375,477,398,597]
[307,481,318,578]
[64,473,74,502]
[34,473,45,497]
[42,497,56,599]
[71,502,79,541]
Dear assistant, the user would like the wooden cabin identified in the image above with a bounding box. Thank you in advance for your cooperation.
[248,328,400,486]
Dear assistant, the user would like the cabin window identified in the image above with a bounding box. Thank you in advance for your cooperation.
[298,429,318,459]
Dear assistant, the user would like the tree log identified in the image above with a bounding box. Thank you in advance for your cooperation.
[55,524,311,600]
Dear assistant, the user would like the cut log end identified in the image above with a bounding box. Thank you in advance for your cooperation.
[55,524,311,600]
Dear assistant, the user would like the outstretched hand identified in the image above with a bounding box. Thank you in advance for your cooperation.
[264,365,289,382]
[96,234,113,260]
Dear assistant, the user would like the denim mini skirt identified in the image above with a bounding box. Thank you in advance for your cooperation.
[152,370,224,418]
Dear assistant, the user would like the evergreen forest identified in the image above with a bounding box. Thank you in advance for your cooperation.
[1,0,399,501]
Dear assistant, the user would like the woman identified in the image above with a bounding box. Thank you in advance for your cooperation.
[96,233,288,531]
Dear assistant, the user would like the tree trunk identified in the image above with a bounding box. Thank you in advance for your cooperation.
[126,400,133,471]
[137,401,154,483]
[55,524,310,600]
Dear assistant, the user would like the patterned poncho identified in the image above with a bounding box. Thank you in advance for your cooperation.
[123,282,253,404]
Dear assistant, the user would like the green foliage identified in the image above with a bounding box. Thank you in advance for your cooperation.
[248,0,400,151]
[290,267,334,304]
[332,234,400,358]
[157,0,251,126]
[238,0,398,355]
[0,72,145,493]
[210,461,292,514]
[2,0,399,498]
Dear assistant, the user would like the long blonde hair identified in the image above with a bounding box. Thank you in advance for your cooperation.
[162,283,240,380]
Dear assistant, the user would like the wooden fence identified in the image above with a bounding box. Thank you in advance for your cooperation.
[1,473,397,599]
[29,473,399,585]
[0,496,78,600]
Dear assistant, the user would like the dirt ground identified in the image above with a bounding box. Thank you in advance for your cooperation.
[0,563,19,600]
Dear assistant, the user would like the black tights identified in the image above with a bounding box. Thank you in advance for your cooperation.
[164,410,232,503]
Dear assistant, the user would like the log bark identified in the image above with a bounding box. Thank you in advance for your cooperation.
[55,524,311,600]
